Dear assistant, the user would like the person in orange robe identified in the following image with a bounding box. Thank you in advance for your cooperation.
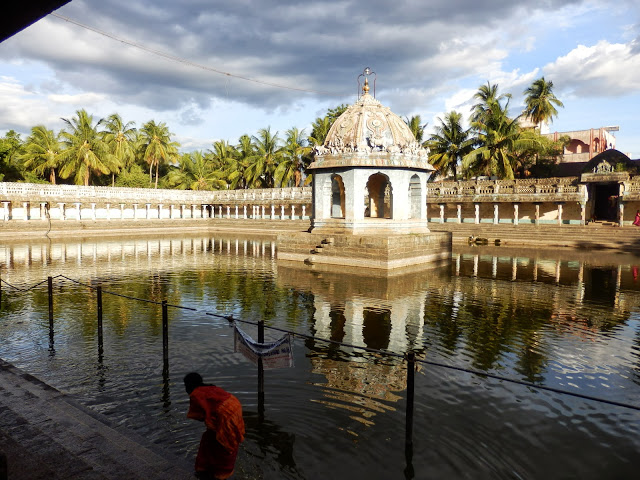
[184,372,245,480]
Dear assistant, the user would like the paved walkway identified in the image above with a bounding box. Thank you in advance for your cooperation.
[0,359,194,480]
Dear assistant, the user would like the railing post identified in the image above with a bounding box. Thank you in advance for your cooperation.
[162,300,169,362]
[258,320,265,421]
[48,276,54,341]
[405,352,415,479]
[97,285,103,354]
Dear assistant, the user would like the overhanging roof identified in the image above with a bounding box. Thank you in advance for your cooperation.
[1,1,72,43]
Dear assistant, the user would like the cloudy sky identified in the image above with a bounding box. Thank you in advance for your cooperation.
[1,0,639,156]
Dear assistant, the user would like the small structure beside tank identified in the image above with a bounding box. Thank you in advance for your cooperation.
[277,68,451,271]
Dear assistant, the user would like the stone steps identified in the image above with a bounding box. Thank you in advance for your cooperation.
[0,360,192,480]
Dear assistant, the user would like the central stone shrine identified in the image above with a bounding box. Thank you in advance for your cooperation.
[277,69,451,271]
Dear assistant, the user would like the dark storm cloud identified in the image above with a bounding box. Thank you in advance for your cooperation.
[2,0,584,114]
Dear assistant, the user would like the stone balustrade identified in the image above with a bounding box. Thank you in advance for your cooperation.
[1,176,639,226]
[0,182,312,222]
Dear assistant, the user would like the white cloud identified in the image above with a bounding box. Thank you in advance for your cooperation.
[544,40,640,97]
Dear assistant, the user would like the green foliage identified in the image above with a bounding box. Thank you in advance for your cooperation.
[523,77,564,130]
[114,164,151,188]
[0,80,567,187]
[427,111,473,180]
[0,130,25,182]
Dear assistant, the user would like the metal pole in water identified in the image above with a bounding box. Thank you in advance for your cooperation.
[404,352,415,479]
[48,276,54,341]
[258,319,265,421]
[162,300,169,362]
[97,285,103,354]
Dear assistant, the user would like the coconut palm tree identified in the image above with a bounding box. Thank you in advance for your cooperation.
[58,109,114,186]
[470,81,512,126]
[246,127,283,188]
[523,77,564,131]
[464,103,540,180]
[427,111,473,180]
[308,116,332,146]
[103,114,136,186]
[19,125,62,184]
[166,151,226,190]
[404,115,428,144]
[139,120,179,188]
[225,135,254,189]
[275,127,312,187]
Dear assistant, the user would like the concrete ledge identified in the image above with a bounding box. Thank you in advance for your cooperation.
[0,359,193,480]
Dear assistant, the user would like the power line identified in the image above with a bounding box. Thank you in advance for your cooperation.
[49,12,345,97]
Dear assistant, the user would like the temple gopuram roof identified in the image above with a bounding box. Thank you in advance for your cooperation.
[308,77,433,171]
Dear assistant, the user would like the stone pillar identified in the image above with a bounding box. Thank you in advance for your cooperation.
[280,205,285,219]
[618,202,624,227]
[218,205,223,218]
[91,203,96,221]
[456,204,462,223]
[513,204,519,226]
[302,205,306,219]
[23,202,29,221]
[2,201,10,221]
[271,205,275,219]
[439,204,445,223]
[106,203,111,221]
[40,202,48,220]
[474,203,480,224]
[145,204,151,219]
[580,203,586,226]
[234,205,239,219]
[557,203,563,225]
[493,204,499,225]
[535,203,540,225]
[158,204,163,219]
[191,205,196,219]
[59,203,66,221]
[202,205,207,219]
[120,204,125,220]
[291,205,296,220]
[244,205,247,219]
[75,202,82,220]
[169,205,175,219]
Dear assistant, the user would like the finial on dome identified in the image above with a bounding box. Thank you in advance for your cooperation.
[357,67,376,99]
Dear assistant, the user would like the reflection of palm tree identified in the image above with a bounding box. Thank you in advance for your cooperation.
[19,125,61,184]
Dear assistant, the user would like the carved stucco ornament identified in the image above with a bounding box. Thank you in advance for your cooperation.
[308,77,433,171]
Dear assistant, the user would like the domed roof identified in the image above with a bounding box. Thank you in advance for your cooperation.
[308,80,433,171]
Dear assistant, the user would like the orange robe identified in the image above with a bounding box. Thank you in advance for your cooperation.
[187,385,245,479]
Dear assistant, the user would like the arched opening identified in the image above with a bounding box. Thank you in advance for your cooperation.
[365,173,392,219]
[331,175,345,218]
[409,174,421,219]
